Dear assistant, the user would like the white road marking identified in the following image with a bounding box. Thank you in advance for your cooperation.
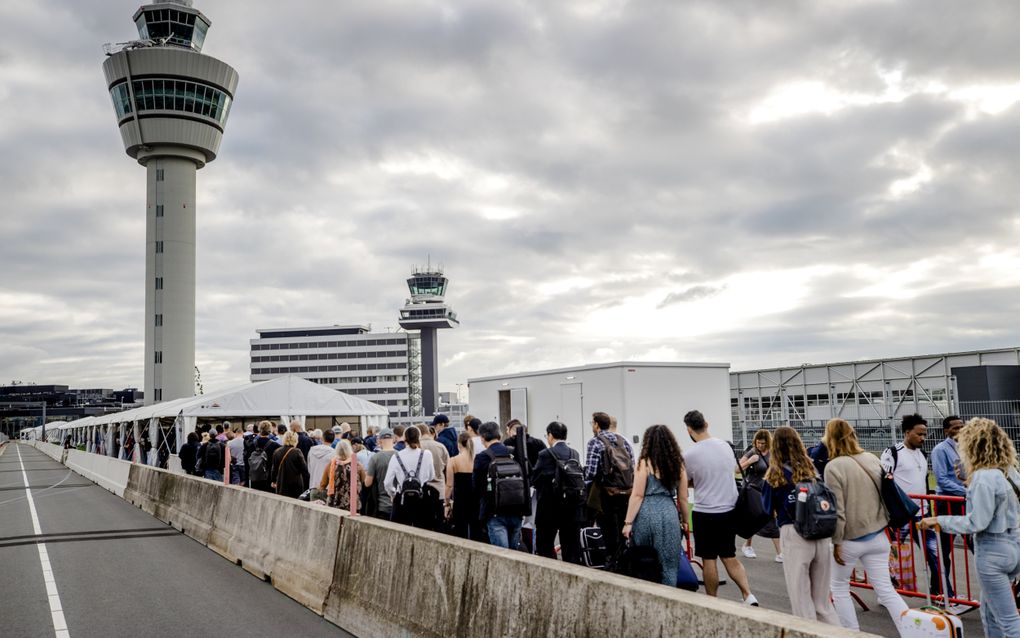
[16,445,70,638]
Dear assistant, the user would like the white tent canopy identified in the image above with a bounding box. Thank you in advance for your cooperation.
[59,375,390,450]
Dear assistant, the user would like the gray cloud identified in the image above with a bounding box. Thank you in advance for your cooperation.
[1,0,1020,393]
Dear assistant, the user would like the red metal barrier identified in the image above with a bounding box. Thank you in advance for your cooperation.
[849,494,978,610]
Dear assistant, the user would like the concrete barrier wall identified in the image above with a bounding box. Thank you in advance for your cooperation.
[52,449,876,638]
[33,441,65,463]
[64,448,132,497]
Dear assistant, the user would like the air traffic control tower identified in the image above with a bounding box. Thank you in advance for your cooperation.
[102,1,238,404]
[399,264,459,415]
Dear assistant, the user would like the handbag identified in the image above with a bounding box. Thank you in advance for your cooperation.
[734,466,771,539]
[611,540,662,584]
[849,454,919,529]
[676,551,699,592]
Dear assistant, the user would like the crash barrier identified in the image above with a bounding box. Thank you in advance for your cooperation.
[63,447,133,497]
[33,440,65,463]
[50,456,867,638]
[850,494,978,610]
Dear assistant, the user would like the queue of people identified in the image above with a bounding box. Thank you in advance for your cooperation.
[173,409,1019,638]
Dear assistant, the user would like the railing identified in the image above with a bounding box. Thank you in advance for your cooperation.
[849,494,978,609]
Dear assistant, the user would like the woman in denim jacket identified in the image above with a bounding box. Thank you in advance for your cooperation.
[920,417,1020,638]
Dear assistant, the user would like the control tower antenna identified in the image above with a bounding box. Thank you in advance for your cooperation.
[398,260,459,416]
[102,1,239,404]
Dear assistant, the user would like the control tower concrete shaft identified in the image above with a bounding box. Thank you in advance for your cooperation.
[102,1,238,404]
[398,263,459,415]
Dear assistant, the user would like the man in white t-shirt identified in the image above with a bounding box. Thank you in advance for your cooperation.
[881,413,945,598]
[683,410,758,606]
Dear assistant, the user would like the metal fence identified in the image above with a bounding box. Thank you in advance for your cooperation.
[736,399,1020,454]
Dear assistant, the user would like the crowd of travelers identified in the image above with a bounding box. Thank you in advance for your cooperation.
[173,408,1020,638]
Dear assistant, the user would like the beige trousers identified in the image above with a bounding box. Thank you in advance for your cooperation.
[779,524,841,625]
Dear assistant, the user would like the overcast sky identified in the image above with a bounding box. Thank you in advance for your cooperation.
[2,0,1020,399]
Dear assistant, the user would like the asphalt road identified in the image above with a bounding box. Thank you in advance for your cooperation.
[0,443,347,638]
[720,535,984,637]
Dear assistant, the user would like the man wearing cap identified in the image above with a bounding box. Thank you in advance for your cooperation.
[433,414,458,457]
[364,428,398,519]
[330,425,343,449]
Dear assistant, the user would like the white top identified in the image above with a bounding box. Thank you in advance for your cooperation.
[471,436,484,457]
[306,444,335,488]
[881,443,928,508]
[226,436,245,465]
[384,447,436,498]
[355,449,373,469]
[684,437,739,514]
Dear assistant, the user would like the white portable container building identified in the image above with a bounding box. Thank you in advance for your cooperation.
[467,361,732,454]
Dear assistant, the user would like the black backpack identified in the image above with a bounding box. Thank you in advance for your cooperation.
[487,449,529,516]
[394,451,426,507]
[204,441,223,470]
[552,450,585,504]
[248,442,270,482]
[782,469,838,540]
[597,434,634,496]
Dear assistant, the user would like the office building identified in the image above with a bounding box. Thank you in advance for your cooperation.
[249,326,419,419]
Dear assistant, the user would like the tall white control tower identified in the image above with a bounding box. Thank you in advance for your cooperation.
[398,262,459,416]
[102,1,238,404]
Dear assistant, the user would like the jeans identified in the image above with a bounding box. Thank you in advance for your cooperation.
[975,533,1020,638]
[487,515,524,550]
[204,469,223,482]
[229,465,243,485]
[830,533,909,632]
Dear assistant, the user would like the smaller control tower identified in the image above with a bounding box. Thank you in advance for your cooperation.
[398,261,459,416]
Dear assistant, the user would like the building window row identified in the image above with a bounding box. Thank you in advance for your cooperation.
[307,375,407,385]
[251,363,408,375]
[251,338,406,351]
[155,240,164,254]
[155,277,163,290]
[110,78,232,125]
[154,351,163,364]
[154,388,162,401]
[155,314,163,327]
[252,350,407,363]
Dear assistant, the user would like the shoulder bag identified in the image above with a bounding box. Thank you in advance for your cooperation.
[849,454,918,529]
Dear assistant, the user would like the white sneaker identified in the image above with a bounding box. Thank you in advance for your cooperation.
[947,603,972,615]
[774,553,783,563]
[743,593,759,607]
[742,545,757,558]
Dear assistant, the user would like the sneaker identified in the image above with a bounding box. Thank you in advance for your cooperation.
[743,593,759,607]
[742,545,757,558]
[774,553,783,563]
[947,603,972,615]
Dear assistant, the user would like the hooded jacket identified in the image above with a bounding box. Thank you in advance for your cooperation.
[307,444,336,488]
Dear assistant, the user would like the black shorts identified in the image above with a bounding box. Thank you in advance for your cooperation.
[692,510,737,560]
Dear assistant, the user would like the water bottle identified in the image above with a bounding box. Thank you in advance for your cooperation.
[795,486,809,523]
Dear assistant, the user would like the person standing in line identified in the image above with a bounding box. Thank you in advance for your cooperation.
[931,415,972,614]
[622,424,688,586]
[363,429,397,519]
[363,426,378,453]
[881,413,948,600]
[683,410,757,605]
[739,429,782,562]
[384,426,436,527]
[445,432,477,539]
[761,426,840,625]
[434,414,458,458]
[271,431,308,498]
[474,421,527,549]
[179,432,201,476]
[824,418,909,632]
[307,429,337,496]
[584,412,635,559]
[531,421,584,564]
[226,425,245,485]
[249,421,281,492]
[352,436,372,468]
[393,425,407,452]
[419,424,450,530]
[920,417,1020,638]
[465,418,484,457]
[322,439,364,511]
[289,420,314,459]
[201,431,226,482]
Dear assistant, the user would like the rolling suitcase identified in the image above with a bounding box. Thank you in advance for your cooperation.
[900,523,964,637]
[580,527,608,568]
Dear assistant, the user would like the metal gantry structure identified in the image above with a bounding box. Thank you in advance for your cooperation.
[730,347,1020,452]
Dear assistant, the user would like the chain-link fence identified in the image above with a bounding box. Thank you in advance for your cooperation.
[736,399,1020,454]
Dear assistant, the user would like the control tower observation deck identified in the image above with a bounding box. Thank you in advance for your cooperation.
[102,0,238,404]
[398,265,459,416]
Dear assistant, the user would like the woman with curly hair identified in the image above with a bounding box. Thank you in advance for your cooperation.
[761,426,840,625]
[622,424,689,586]
[921,418,1020,637]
